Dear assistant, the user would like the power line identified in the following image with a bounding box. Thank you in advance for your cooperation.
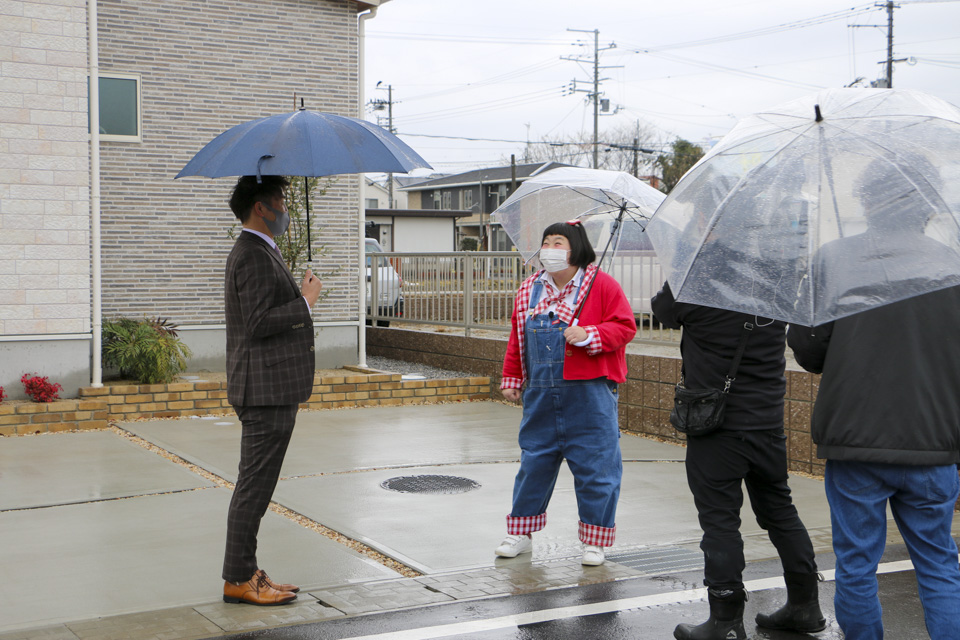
[397,88,562,125]
[619,4,877,53]
[369,5,878,53]
[637,49,825,90]
[396,131,673,151]
[366,31,570,46]
[400,58,565,103]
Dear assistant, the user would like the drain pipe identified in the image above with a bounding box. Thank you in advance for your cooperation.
[356,4,380,368]
[89,0,103,387]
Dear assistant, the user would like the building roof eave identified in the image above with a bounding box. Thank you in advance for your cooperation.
[365,208,472,219]
[355,0,392,12]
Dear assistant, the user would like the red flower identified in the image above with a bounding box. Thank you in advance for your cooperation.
[20,373,63,403]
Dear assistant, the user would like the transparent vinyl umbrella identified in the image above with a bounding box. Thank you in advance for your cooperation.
[491,166,665,265]
[491,167,666,318]
[646,88,960,326]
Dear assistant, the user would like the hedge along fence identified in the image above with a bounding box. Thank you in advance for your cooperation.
[0,370,492,436]
[366,326,823,477]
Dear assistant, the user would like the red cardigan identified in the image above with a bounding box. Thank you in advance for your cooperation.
[501,268,636,388]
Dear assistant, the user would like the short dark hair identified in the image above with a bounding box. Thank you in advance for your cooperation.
[541,221,596,268]
[229,175,290,222]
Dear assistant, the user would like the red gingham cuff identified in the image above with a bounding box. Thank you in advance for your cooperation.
[500,377,523,390]
[583,325,602,355]
[579,520,616,546]
[507,513,546,535]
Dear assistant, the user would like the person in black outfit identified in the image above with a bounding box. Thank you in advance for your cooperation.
[652,282,823,640]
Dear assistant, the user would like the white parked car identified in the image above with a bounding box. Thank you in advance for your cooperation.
[365,238,403,326]
[582,220,664,321]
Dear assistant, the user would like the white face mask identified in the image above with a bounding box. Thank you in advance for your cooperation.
[539,247,570,273]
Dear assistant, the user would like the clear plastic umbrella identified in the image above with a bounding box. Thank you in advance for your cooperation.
[646,88,960,326]
[491,166,665,318]
[491,166,665,264]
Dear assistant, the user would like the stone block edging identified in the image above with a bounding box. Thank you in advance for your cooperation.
[0,369,492,436]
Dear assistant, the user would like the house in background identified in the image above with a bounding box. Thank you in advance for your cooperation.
[401,161,571,251]
[363,175,467,251]
[364,176,410,210]
[365,208,469,252]
[0,0,392,398]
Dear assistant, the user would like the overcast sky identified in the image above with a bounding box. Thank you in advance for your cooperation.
[362,0,960,175]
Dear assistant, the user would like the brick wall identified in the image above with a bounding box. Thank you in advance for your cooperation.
[0,0,91,337]
[367,327,823,476]
[0,370,492,435]
[95,0,362,325]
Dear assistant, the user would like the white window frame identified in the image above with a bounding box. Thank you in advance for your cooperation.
[461,189,473,210]
[96,72,142,143]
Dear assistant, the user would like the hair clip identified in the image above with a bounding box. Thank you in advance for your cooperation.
[566,219,582,226]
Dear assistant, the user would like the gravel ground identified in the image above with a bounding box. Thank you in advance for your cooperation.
[363,355,474,380]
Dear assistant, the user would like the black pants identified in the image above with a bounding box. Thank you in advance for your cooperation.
[222,403,298,583]
[685,428,817,591]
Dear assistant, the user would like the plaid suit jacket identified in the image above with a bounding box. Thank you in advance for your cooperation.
[225,232,315,406]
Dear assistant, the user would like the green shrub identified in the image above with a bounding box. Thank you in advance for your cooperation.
[102,317,192,384]
[459,237,480,251]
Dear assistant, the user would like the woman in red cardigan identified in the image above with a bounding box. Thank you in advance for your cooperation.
[496,220,636,566]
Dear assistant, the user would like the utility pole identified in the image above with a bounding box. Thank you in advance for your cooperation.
[850,2,911,88]
[563,29,618,169]
[370,82,396,207]
[882,1,894,87]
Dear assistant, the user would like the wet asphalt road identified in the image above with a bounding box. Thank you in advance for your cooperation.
[215,546,933,640]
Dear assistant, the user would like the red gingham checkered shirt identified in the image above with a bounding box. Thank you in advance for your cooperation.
[505,514,616,546]
[501,265,602,390]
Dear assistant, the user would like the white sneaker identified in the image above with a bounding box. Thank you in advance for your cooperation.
[495,535,532,558]
[581,544,605,566]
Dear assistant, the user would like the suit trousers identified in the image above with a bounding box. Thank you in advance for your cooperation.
[685,428,817,591]
[222,403,299,583]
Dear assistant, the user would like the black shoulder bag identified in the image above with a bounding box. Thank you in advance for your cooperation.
[670,321,753,436]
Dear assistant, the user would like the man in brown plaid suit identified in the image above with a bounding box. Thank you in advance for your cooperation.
[221,175,322,606]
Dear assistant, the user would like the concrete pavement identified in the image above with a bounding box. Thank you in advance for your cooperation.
[0,400,921,639]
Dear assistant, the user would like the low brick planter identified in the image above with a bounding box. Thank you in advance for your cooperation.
[0,399,111,436]
[0,370,492,436]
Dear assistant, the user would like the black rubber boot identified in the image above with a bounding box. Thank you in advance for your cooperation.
[755,571,826,632]
[673,587,746,640]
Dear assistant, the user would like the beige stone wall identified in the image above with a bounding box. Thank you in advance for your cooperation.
[96,0,362,325]
[0,0,91,336]
[0,371,492,435]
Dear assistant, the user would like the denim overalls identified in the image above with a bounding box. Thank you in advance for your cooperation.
[509,278,623,536]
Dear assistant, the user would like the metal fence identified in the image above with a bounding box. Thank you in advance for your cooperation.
[368,251,680,344]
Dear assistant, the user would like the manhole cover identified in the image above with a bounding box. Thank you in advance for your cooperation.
[380,475,481,494]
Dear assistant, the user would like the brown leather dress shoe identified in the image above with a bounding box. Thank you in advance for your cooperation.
[256,568,300,594]
[223,571,296,606]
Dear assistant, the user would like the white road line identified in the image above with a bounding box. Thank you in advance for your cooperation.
[341,557,929,640]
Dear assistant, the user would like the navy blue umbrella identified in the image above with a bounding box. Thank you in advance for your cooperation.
[176,109,430,179]
[176,107,431,260]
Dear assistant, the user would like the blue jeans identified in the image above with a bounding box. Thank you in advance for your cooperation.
[825,460,960,640]
[510,307,622,530]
